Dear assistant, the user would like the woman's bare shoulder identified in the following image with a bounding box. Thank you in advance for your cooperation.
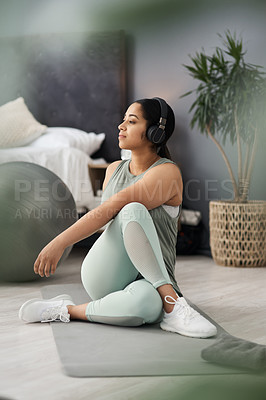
[107,160,123,172]
[148,160,182,179]
[143,161,183,206]
[102,160,123,191]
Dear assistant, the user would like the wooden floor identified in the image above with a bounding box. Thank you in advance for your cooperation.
[0,248,266,400]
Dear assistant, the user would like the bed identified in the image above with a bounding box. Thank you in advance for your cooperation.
[0,31,126,213]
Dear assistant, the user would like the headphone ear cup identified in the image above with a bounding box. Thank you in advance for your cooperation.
[146,125,156,142]
[146,125,165,144]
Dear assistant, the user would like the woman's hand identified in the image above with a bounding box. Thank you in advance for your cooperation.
[34,238,65,278]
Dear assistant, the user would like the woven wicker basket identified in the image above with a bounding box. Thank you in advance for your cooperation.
[209,200,266,267]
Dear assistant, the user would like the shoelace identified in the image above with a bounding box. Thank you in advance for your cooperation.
[41,306,70,323]
[164,295,198,320]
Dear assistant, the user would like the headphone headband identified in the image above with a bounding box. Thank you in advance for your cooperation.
[146,97,168,144]
[152,97,168,126]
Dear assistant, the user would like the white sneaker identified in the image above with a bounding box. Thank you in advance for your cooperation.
[19,294,75,323]
[160,296,217,338]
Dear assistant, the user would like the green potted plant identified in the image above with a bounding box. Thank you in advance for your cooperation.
[182,30,266,267]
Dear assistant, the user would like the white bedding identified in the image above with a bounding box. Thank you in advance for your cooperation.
[0,146,104,213]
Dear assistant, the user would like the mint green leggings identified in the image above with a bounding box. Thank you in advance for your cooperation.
[81,202,173,326]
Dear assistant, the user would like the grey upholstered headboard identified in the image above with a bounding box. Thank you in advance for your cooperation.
[0,31,126,162]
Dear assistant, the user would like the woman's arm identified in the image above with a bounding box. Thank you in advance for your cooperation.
[34,162,182,277]
[58,161,182,247]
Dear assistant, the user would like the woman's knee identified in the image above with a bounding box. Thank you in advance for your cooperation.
[81,259,102,300]
[81,247,111,300]
[81,259,131,301]
[81,247,138,300]
[124,280,163,324]
[119,202,151,231]
[120,202,149,219]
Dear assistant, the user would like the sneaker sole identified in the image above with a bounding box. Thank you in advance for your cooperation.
[160,321,217,339]
[18,294,74,322]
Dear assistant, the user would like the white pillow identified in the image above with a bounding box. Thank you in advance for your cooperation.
[30,127,106,156]
[0,97,47,148]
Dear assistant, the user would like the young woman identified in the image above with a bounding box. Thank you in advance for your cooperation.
[19,97,217,338]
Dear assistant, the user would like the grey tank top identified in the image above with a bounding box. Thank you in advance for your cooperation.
[101,157,182,295]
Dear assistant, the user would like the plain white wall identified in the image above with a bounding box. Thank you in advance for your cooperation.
[1,0,265,250]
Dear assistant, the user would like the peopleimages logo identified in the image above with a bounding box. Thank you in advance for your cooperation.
[14,179,72,202]
[184,179,237,201]
[14,207,78,220]
[13,179,92,202]
[12,177,237,206]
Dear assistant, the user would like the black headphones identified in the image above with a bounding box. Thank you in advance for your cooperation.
[146,97,168,145]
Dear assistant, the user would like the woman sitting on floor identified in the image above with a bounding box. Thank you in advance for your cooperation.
[19,97,217,339]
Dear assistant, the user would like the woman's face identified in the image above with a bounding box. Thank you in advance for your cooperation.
[118,102,151,150]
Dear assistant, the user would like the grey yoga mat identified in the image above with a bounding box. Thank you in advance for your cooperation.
[202,333,266,371]
[41,284,246,377]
